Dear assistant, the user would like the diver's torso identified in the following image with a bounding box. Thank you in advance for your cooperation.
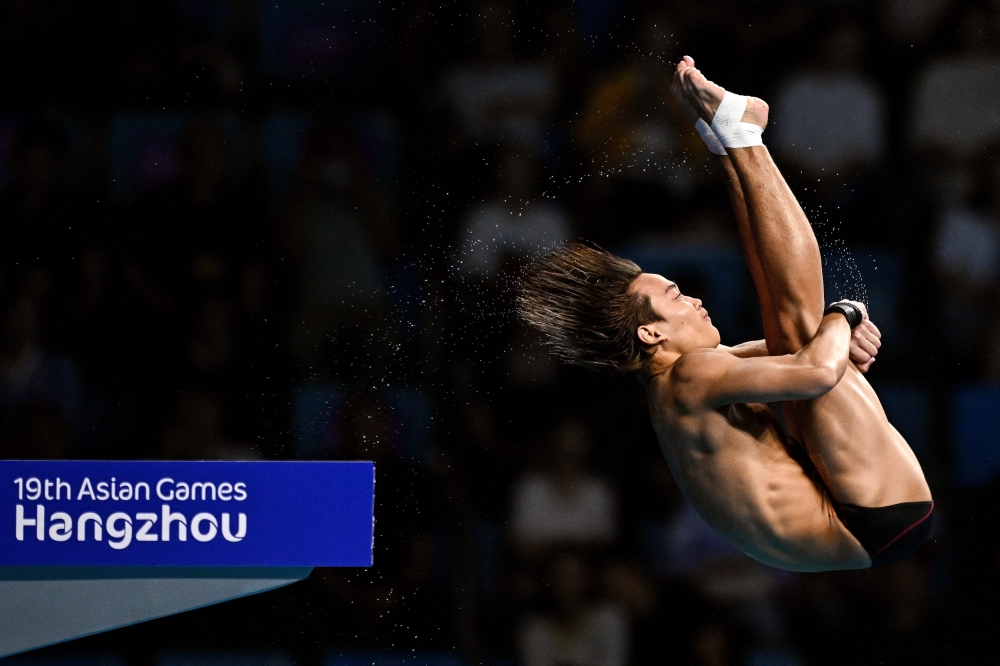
[646,378,869,571]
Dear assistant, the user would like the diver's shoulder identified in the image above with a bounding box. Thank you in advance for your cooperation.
[651,348,731,413]
[647,351,714,413]
[670,347,733,385]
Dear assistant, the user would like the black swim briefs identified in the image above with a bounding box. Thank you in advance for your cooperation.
[837,501,934,568]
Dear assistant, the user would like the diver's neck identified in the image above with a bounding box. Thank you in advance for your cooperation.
[636,348,682,386]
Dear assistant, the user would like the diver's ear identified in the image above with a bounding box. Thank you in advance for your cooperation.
[637,323,664,346]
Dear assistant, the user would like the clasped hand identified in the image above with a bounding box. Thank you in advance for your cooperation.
[832,299,881,373]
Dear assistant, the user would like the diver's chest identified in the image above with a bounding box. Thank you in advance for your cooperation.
[723,402,773,433]
[655,402,777,460]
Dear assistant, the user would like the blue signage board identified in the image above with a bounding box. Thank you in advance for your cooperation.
[0,461,374,567]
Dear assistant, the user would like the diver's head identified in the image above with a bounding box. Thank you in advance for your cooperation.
[629,272,720,357]
[517,242,720,376]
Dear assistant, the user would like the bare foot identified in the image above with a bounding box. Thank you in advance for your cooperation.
[671,56,768,130]
[670,56,702,123]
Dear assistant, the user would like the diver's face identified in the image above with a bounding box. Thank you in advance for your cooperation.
[630,273,721,352]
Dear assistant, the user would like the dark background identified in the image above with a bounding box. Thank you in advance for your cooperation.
[1,0,1000,664]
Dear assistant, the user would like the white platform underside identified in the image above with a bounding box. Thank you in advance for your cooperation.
[0,571,311,657]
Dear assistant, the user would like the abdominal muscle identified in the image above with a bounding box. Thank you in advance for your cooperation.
[651,403,871,571]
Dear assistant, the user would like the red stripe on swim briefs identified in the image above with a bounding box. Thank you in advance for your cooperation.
[871,501,935,561]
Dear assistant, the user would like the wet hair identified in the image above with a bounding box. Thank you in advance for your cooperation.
[517,241,662,374]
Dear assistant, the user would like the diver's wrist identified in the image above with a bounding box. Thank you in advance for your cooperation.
[823,302,863,329]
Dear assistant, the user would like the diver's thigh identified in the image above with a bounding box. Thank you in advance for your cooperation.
[784,367,930,506]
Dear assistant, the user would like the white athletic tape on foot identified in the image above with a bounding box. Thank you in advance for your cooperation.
[710,91,763,149]
[694,119,726,155]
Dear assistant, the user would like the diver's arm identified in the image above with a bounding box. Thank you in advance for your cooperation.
[673,314,852,408]
[719,340,768,358]
[722,318,882,371]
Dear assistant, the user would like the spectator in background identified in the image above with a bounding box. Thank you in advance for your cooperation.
[452,147,571,390]
[454,147,572,280]
[174,0,247,102]
[909,5,1000,368]
[62,244,118,389]
[910,4,1000,157]
[928,163,999,352]
[441,0,558,149]
[177,290,279,450]
[160,389,256,460]
[771,21,887,178]
[574,11,698,194]
[315,390,450,647]
[516,552,629,666]
[598,559,663,665]
[877,558,934,640]
[691,620,735,666]
[641,484,793,655]
[0,116,120,399]
[930,147,1000,371]
[6,402,73,461]
[119,0,245,101]
[120,118,272,444]
[878,0,953,51]
[125,118,266,319]
[0,291,82,458]
[282,118,399,378]
[504,318,562,389]
[0,117,79,283]
[510,416,617,557]
[646,500,746,579]
[185,295,236,386]
[449,146,571,399]
[540,0,588,110]
[451,397,521,520]
[572,10,707,246]
[0,0,110,100]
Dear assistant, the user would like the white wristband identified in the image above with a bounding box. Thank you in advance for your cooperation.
[710,91,763,149]
[695,119,726,156]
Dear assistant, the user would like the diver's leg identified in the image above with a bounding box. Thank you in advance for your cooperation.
[676,59,931,513]
[722,145,824,355]
[672,61,787,349]
[674,59,823,355]
[717,156,785,348]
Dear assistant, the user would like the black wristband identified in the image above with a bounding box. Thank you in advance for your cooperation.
[824,302,863,329]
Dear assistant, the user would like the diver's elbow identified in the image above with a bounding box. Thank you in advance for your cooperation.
[811,364,841,396]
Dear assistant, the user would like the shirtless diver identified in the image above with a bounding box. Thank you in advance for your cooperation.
[518,57,933,571]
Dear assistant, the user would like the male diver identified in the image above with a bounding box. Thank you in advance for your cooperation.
[518,57,932,571]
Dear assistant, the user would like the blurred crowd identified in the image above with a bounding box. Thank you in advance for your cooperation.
[6,0,1000,664]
